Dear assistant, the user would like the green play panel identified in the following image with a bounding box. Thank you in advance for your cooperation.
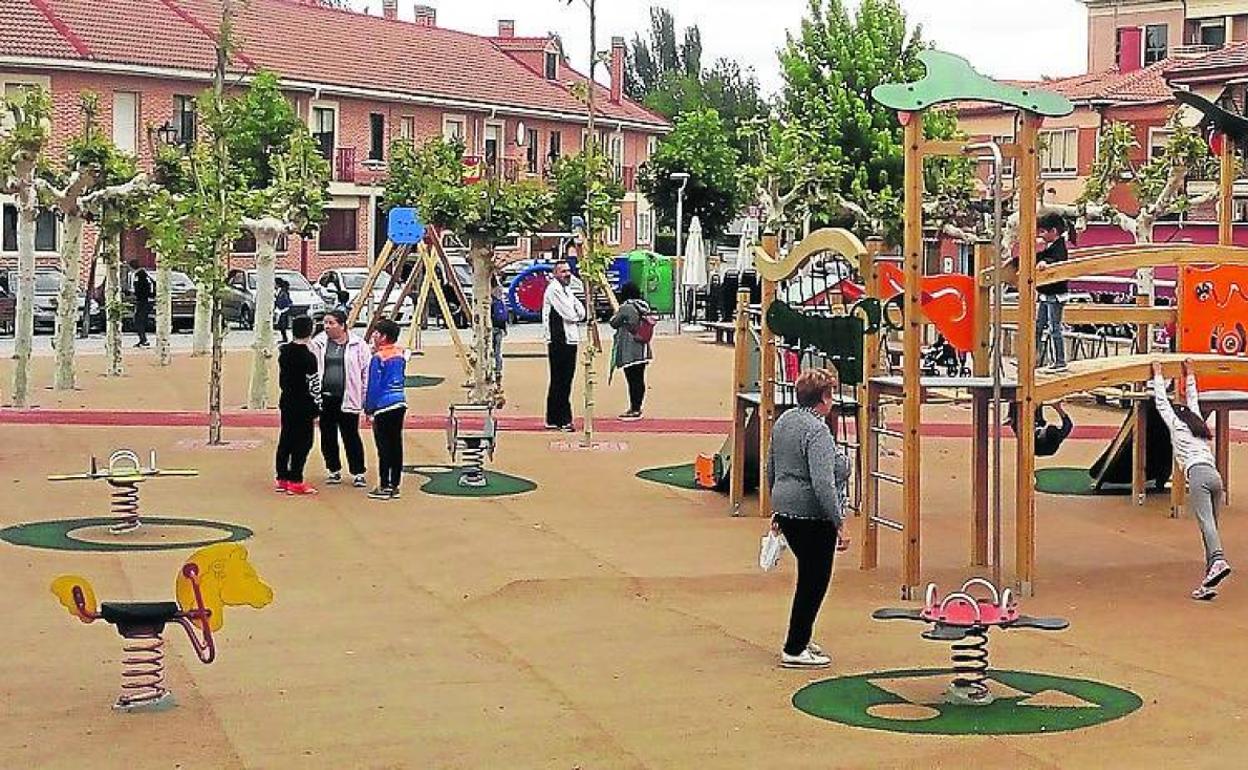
[0,517,254,552]
[636,463,703,491]
[793,668,1141,735]
[405,374,445,388]
[403,465,537,498]
[1034,467,1139,497]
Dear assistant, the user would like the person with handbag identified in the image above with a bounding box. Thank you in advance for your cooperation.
[608,281,654,421]
[766,368,850,668]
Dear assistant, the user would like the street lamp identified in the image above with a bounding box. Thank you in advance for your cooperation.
[671,171,690,333]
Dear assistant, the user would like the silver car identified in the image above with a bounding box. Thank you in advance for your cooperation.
[222,268,326,329]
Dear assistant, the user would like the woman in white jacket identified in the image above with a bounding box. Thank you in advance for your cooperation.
[1152,359,1232,600]
[311,310,372,487]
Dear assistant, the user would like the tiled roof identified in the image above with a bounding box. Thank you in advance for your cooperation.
[490,36,556,52]
[958,61,1174,112]
[1167,41,1248,77]
[5,0,669,130]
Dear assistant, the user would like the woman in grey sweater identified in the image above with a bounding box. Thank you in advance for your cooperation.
[609,282,654,421]
[767,368,850,668]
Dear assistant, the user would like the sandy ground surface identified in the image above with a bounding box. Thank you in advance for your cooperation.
[2,332,1247,768]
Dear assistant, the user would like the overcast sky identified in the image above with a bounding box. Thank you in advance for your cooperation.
[360,0,1089,94]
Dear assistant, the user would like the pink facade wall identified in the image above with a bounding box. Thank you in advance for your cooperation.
[1088,6,1184,71]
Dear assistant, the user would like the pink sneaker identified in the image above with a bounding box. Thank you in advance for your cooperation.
[286,482,318,496]
[274,479,289,494]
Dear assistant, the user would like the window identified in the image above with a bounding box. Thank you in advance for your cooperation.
[609,134,624,178]
[368,113,385,161]
[646,136,658,162]
[484,122,503,174]
[400,116,416,143]
[526,128,539,174]
[319,209,358,252]
[2,205,58,252]
[1039,128,1078,176]
[1201,20,1227,48]
[232,231,287,254]
[1149,128,1172,161]
[548,131,562,165]
[636,210,653,245]
[544,50,559,80]
[988,134,1015,179]
[1145,23,1168,65]
[112,92,139,155]
[443,116,466,144]
[606,212,622,245]
[173,95,197,146]
[311,106,336,161]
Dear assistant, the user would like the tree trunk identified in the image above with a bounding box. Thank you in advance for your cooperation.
[9,172,37,407]
[209,293,225,445]
[53,214,85,390]
[155,258,173,366]
[468,235,497,405]
[191,281,212,356]
[246,221,282,409]
[581,281,598,446]
[103,231,124,377]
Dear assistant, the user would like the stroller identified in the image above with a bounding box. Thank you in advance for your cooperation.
[921,333,968,377]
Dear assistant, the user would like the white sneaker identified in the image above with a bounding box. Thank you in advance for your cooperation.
[1203,558,1232,589]
[353,474,367,488]
[780,649,831,668]
[325,471,342,485]
[806,642,825,656]
[1191,585,1218,601]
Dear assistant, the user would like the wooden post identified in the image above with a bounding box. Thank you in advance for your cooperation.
[1132,400,1148,506]
[901,114,924,598]
[1135,291,1151,356]
[1220,133,1234,247]
[1217,407,1231,505]
[758,233,780,519]
[971,242,992,566]
[347,240,394,328]
[729,288,751,516]
[860,238,882,570]
[1014,112,1042,596]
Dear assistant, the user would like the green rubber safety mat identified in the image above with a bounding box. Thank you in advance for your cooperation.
[793,668,1142,735]
[1034,467,1139,497]
[636,463,702,491]
[0,517,254,552]
[403,465,537,497]
[405,374,445,389]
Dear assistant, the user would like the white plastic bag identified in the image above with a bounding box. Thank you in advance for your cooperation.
[759,518,788,571]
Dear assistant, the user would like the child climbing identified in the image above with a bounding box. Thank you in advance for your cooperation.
[1006,401,1074,457]
[1151,359,1232,600]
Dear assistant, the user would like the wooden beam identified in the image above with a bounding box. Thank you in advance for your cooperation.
[902,115,924,598]
[1132,401,1148,506]
[1217,407,1231,505]
[729,288,751,516]
[1034,245,1248,286]
[346,240,395,328]
[758,234,779,519]
[1221,134,1235,247]
[1015,112,1041,596]
[860,238,882,570]
[1002,305,1176,325]
[920,140,1023,160]
[1033,353,1248,402]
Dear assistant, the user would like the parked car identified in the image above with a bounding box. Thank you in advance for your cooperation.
[222,268,326,329]
[90,268,197,333]
[3,269,86,333]
[315,267,414,325]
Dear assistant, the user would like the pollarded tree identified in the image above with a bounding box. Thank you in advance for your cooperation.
[1,85,51,407]
[638,107,742,241]
[384,137,552,406]
[550,150,626,235]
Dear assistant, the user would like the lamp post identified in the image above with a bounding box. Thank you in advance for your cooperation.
[671,171,690,333]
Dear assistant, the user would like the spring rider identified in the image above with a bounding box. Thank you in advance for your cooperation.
[446,404,498,487]
[872,578,1068,706]
[50,543,273,712]
[48,449,198,534]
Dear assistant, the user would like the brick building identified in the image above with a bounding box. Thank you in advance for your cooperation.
[0,0,670,277]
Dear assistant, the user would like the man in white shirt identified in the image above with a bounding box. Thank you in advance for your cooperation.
[542,261,586,431]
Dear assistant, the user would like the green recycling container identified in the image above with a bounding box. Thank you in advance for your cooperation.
[627,250,675,315]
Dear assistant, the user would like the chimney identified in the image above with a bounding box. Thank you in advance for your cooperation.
[382,0,397,21]
[413,5,436,28]
[610,36,625,104]
[498,19,515,39]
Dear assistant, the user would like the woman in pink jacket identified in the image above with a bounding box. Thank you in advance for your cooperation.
[310,310,372,488]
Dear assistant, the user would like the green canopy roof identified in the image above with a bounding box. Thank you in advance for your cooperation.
[872,50,1074,117]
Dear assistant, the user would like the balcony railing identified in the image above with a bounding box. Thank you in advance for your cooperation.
[335,147,356,184]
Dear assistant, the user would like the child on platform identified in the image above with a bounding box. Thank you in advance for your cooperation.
[364,318,408,501]
[1152,359,1232,600]
[276,315,322,496]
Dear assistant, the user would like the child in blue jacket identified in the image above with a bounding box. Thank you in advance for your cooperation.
[363,318,408,500]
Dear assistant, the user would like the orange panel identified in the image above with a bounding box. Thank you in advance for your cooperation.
[1179,265,1248,390]
[878,264,976,353]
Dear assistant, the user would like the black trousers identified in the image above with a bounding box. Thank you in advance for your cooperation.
[320,396,366,475]
[134,300,152,344]
[275,409,316,483]
[546,342,577,427]
[776,516,838,655]
[623,363,647,412]
[372,406,406,489]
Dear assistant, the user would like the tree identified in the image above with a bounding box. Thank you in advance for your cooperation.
[639,107,742,241]
[384,137,552,405]
[625,7,702,100]
[549,151,625,231]
[1,85,51,407]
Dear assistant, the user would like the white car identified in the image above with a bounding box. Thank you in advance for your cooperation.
[316,267,415,325]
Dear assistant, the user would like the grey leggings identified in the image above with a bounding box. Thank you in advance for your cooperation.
[1188,463,1225,565]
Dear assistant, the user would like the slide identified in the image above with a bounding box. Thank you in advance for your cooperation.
[1088,402,1173,491]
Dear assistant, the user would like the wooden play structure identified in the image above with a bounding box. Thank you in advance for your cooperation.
[729,51,1248,597]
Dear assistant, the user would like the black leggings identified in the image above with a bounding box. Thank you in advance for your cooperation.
[320,396,366,475]
[546,342,577,427]
[623,363,646,412]
[775,516,837,655]
[372,406,406,489]
[276,409,316,483]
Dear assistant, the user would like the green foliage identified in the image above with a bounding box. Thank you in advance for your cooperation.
[638,107,742,239]
[0,85,52,178]
[383,136,553,243]
[226,71,305,189]
[549,150,625,232]
[626,7,702,99]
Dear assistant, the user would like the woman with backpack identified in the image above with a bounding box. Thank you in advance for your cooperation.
[609,281,655,421]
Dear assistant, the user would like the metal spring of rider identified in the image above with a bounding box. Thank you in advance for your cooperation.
[949,626,990,700]
[117,633,167,708]
[456,439,488,488]
[107,479,142,534]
